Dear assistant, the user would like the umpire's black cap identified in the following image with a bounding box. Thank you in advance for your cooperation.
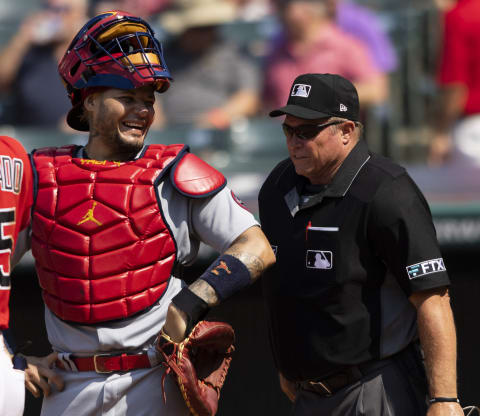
[269,73,360,121]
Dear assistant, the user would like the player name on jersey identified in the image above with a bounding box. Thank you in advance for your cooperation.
[0,155,24,194]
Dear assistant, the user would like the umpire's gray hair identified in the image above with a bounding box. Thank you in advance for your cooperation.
[329,117,364,140]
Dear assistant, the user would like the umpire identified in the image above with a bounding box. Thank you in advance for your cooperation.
[258,73,463,416]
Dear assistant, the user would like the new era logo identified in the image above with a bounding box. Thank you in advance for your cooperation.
[406,258,446,279]
[292,84,311,98]
[306,250,333,270]
[340,103,348,112]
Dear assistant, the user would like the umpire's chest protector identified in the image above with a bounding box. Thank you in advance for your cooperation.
[31,144,224,324]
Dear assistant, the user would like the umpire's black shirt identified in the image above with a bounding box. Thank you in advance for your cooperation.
[258,139,450,382]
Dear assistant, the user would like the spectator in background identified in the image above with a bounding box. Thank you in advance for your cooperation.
[263,0,386,112]
[433,0,456,12]
[428,0,480,166]
[327,0,397,75]
[89,0,171,18]
[0,0,88,128]
[230,0,274,22]
[157,0,261,128]
[89,0,122,15]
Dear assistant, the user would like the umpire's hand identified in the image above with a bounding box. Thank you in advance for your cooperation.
[24,352,64,398]
[279,372,297,403]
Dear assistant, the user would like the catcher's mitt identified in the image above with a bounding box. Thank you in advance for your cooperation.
[157,320,235,416]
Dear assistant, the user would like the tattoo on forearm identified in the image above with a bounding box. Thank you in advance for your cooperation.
[188,228,271,306]
[189,279,220,307]
[225,249,265,281]
[189,251,266,306]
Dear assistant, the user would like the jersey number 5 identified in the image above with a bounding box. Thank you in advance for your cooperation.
[0,208,15,282]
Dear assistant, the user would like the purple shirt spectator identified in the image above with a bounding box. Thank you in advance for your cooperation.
[336,1,397,73]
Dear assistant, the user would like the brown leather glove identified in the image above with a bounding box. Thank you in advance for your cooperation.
[157,320,235,416]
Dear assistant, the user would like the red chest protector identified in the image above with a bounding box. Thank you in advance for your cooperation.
[31,144,225,324]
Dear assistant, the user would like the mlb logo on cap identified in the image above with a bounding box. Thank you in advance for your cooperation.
[291,84,311,98]
[269,73,360,121]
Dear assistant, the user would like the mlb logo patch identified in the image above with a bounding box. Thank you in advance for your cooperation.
[291,84,311,98]
[406,258,446,279]
[306,250,333,270]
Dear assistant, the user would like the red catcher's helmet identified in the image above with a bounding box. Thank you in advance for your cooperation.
[58,10,172,131]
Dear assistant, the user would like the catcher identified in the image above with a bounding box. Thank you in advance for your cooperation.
[15,10,275,416]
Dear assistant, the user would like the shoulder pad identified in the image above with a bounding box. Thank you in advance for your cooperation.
[171,153,226,198]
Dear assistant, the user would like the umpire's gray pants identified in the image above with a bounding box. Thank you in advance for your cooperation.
[292,356,428,416]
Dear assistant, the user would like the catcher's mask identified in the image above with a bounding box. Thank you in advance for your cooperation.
[58,10,172,131]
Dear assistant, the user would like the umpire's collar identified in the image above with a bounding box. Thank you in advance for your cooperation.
[278,139,371,216]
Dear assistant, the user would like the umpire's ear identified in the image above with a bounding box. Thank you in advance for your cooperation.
[340,120,356,145]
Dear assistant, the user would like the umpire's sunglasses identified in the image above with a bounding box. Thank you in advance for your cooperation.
[282,120,343,140]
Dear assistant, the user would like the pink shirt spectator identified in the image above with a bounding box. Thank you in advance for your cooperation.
[264,23,380,109]
[437,0,480,115]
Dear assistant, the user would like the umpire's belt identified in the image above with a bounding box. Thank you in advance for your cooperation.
[297,353,402,397]
[55,352,155,373]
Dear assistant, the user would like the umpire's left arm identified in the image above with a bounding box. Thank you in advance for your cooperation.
[410,287,463,416]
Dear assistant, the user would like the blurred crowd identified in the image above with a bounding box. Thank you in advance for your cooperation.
[0,0,477,167]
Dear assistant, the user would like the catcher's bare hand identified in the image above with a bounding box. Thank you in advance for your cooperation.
[279,372,297,402]
[163,303,188,343]
[24,352,64,398]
